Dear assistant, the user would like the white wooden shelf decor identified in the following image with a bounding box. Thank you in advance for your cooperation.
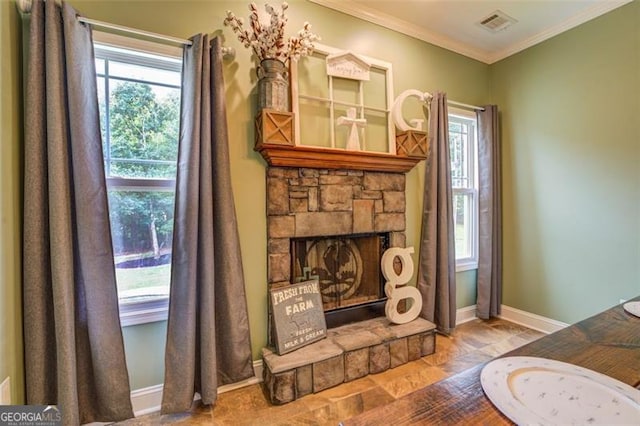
[290,43,395,154]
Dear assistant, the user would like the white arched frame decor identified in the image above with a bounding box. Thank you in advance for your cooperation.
[290,43,395,154]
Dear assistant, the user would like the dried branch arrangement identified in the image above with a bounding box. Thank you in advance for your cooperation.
[224,2,320,64]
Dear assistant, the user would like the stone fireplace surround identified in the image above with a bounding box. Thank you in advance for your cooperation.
[263,166,437,404]
[266,166,408,335]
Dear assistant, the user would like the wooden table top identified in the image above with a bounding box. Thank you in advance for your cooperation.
[343,298,640,425]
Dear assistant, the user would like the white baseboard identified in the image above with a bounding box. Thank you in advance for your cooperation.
[217,360,263,394]
[456,305,478,324]
[131,360,264,417]
[499,305,569,334]
[130,384,164,416]
[456,304,569,335]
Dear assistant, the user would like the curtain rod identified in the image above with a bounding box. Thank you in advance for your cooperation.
[448,100,485,112]
[79,16,193,46]
[80,17,236,59]
[16,0,236,59]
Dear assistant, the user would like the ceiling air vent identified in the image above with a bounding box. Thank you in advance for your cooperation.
[477,10,517,33]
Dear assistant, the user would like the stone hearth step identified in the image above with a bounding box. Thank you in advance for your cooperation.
[262,317,436,404]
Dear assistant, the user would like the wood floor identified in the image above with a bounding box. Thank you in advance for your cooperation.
[114,318,544,425]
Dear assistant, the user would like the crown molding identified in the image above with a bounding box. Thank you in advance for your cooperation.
[486,0,634,64]
[308,0,492,63]
[309,0,633,65]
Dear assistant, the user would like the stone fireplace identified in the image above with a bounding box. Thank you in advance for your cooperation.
[266,166,407,341]
[260,156,435,405]
[257,117,433,404]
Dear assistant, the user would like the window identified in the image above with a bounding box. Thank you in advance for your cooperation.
[448,109,478,271]
[94,33,182,325]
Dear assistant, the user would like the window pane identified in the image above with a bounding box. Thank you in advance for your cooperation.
[453,192,472,259]
[95,58,105,75]
[297,52,329,98]
[449,131,464,187]
[449,121,462,133]
[363,109,388,153]
[449,114,477,265]
[449,118,472,189]
[97,42,182,309]
[97,76,107,152]
[108,190,175,302]
[298,98,332,148]
[333,77,359,105]
[107,80,180,179]
[364,68,388,110]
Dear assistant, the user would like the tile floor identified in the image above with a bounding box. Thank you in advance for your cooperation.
[114,318,544,425]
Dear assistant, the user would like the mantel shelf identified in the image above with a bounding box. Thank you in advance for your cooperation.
[254,143,422,173]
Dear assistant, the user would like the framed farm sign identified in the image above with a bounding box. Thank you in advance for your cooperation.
[269,279,327,355]
[290,43,395,154]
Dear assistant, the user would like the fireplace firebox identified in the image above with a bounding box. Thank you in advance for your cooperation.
[291,233,388,327]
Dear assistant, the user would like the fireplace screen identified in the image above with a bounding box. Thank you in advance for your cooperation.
[291,234,388,311]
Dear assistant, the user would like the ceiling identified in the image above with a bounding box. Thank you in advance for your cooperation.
[309,0,633,64]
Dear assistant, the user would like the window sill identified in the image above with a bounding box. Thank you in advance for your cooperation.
[456,259,478,273]
[120,297,169,327]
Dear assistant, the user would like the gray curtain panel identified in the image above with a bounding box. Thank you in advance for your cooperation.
[476,105,502,319]
[417,92,457,334]
[22,1,133,424]
[162,34,254,414]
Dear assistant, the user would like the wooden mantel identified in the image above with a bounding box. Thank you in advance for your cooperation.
[254,110,426,173]
[255,143,422,173]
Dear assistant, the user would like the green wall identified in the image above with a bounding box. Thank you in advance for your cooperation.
[0,0,24,405]
[491,1,640,323]
[121,321,168,390]
[456,269,477,308]
[67,0,490,389]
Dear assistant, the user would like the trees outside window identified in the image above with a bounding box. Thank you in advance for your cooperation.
[95,39,181,317]
[106,81,178,259]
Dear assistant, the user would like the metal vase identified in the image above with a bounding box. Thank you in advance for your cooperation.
[257,59,289,112]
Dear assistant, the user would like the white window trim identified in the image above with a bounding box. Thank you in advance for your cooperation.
[95,31,182,327]
[449,107,479,272]
[93,31,182,60]
[119,298,170,327]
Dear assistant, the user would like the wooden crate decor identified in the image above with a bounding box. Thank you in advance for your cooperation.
[256,109,294,147]
[396,130,428,159]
